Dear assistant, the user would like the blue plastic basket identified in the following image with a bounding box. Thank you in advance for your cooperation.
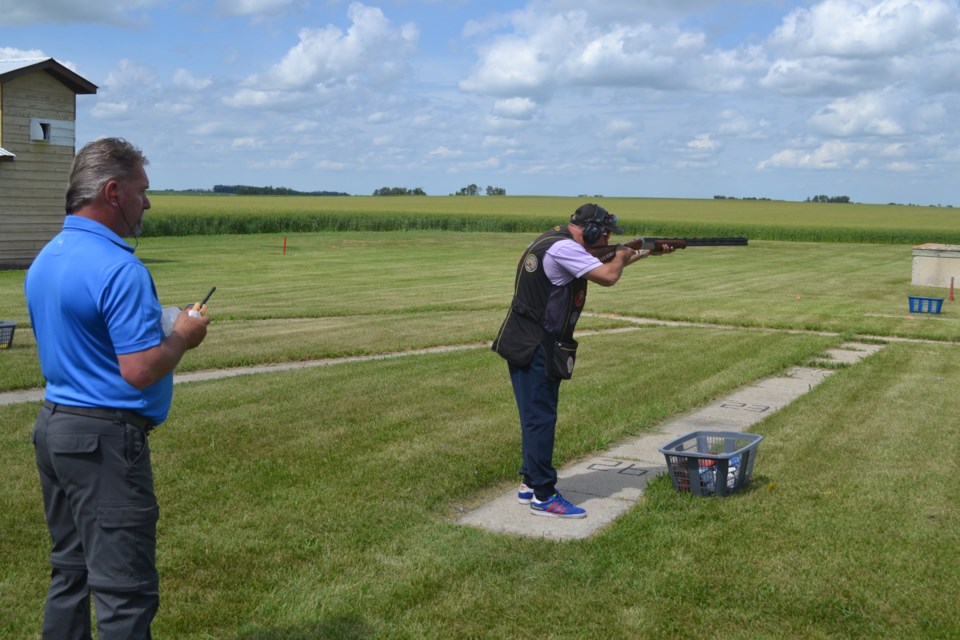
[908,296,943,314]
[659,431,763,497]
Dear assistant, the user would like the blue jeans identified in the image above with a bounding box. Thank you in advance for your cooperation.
[509,345,562,500]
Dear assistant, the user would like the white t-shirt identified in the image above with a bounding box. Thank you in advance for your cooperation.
[543,239,602,286]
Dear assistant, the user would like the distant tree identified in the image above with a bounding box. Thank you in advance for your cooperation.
[455,183,480,196]
[486,185,506,196]
[373,187,426,196]
[808,195,851,203]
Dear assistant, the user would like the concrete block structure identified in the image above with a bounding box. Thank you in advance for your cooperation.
[912,243,960,289]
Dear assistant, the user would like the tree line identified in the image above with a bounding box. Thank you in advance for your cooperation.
[805,195,851,203]
[714,194,852,203]
[371,184,507,196]
[372,187,426,196]
[213,185,349,196]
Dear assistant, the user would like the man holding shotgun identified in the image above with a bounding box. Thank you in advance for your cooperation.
[492,203,674,518]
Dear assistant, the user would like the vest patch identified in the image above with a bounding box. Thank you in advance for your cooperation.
[492,227,588,367]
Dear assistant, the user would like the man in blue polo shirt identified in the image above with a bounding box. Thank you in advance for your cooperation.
[25,137,209,639]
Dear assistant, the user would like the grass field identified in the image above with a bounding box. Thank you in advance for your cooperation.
[1,232,957,391]
[1,200,959,638]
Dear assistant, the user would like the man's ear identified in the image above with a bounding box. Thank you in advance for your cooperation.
[102,179,120,206]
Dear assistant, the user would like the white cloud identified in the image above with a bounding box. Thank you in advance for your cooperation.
[758,140,867,170]
[880,143,906,157]
[481,135,518,149]
[459,7,767,100]
[103,59,157,92]
[247,2,418,92]
[90,101,131,119]
[232,137,261,149]
[603,118,634,137]
[459,31,561,99]
[687,133,720,152]
[0,46,46,59]
[429,146,463,158]
[762,0,960,97]
[759,56,882,96]
[809,91,905,137]
[770,0,959,58]
[492,97,537,120]
[156,102,193,115]
[716,112,769,139]
[250,150,308,169]
[883,161,919,171]
[172,69,212,91]
[223,88,300,109]
[561,22,704,89]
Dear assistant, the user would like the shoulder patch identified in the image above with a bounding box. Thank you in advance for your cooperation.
[524,254,539,272]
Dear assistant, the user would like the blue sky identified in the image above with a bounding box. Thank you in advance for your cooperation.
[2,0,960,205]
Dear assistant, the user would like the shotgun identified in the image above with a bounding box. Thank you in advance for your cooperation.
[588,237,748,262]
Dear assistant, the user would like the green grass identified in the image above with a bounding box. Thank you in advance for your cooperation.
[4,333,959,638]
[1,232,957,392]
[2,327,839,638]
[3,214,960,637]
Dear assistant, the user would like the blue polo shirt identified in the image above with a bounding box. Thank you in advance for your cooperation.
[25,216,173,424]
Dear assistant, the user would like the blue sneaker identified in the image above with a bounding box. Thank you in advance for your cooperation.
[518,483,534,505]
[529,492,586,519]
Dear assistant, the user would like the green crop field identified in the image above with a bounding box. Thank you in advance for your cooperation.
[2,201,959,638]
[143,194,960,245]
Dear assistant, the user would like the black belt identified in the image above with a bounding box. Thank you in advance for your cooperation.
[43,400,155,432]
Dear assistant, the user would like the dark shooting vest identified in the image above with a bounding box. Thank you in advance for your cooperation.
[491,226,589,367]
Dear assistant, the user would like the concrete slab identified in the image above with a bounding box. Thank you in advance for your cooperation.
[752,373,831,393]
[457,353,883,540]
[651,413,759,433]
[839,342,887,355]
[0,388,43,406]
[815,342,886,365]
[782,366,837,383]
[603,436,675,463]
[458,472,653,540]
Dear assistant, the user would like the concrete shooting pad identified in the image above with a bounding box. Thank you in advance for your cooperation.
[457,342,886,540]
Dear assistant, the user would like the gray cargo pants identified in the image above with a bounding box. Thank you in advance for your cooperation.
[32,402,160,640]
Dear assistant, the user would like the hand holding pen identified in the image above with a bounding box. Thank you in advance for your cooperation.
[187,287,216,318]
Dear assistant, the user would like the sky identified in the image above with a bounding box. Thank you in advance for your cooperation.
[2,0,960,205]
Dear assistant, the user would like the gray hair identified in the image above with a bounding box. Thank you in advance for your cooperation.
[65,137,148,214]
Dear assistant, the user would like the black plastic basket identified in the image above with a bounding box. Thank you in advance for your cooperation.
[659,431,763,497]
[0,321,14,350]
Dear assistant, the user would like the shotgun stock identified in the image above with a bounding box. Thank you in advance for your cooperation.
[588,236,748,263]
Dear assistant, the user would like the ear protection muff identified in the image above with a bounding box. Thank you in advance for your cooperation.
[580,204,607,245]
